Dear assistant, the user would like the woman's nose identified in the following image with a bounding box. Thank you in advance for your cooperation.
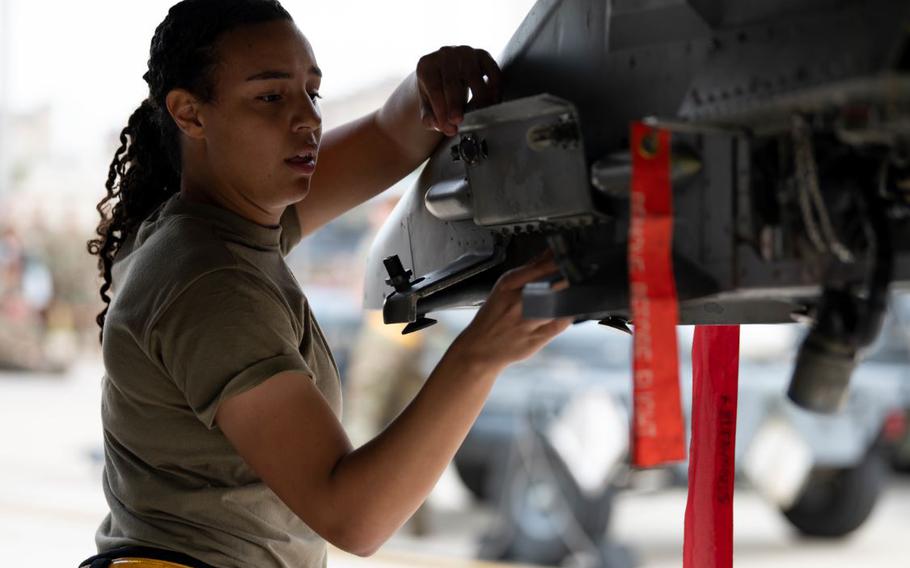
[292,95,321,132]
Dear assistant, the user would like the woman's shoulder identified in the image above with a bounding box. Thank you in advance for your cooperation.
[124,214,237,280]
[110,215,258,322]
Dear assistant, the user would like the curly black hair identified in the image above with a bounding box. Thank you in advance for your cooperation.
[86,0,293,344]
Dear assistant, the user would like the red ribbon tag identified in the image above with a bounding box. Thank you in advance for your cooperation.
[684,325,741,568]
[628,122,686,467]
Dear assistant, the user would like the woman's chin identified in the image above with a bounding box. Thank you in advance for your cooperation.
[289,178,311,199]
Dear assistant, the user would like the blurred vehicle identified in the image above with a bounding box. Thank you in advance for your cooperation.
[440,304,909,567]
[892,412,910,471]
[872,295,910,472]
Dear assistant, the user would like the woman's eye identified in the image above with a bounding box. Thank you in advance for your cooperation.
[257,94,283,103]
[309,92,322,102]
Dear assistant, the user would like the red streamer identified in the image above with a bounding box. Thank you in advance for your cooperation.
[628,122,686,467]
[684,325,741,568]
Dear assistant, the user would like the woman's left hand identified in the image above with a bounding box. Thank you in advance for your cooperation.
[416,46,503,136]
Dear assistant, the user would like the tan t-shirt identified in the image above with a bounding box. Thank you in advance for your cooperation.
[95,192,342,568]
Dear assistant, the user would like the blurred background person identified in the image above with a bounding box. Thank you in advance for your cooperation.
[0,220,63,372]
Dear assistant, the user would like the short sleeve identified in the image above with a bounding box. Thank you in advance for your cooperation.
[279,205,302,257]
[147,269,313,429]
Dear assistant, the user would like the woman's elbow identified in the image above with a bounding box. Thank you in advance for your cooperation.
[323,520,387,558]
[349,543,382,558]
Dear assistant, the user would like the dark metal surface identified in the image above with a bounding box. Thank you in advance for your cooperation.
[365,0,910,320]
[363,0,910,416]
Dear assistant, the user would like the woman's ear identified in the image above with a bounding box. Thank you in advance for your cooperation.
[165,89,206,140]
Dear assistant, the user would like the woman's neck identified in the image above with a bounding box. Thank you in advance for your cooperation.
[179,170,282,228]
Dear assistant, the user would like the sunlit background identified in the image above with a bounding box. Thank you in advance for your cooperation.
[1,1,909,567]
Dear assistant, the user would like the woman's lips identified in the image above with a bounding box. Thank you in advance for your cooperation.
[285,156,317,175]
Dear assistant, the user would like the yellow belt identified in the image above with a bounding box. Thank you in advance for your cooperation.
[109,559,191,568]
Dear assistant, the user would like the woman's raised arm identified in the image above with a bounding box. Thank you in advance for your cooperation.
[293,46,502,237]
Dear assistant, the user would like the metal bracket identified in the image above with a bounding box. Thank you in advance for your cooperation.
[382,246,507,329]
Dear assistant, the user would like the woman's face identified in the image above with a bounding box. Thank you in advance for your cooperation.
[198,19,322,209]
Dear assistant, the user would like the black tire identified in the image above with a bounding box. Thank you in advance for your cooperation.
[892,452,910,474]
[889,411,910,473]
[782,450,888,538]
[480,429,614,566]
[453,452,492,502]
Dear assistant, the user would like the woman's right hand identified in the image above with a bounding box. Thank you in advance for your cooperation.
[452,251,574,371]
